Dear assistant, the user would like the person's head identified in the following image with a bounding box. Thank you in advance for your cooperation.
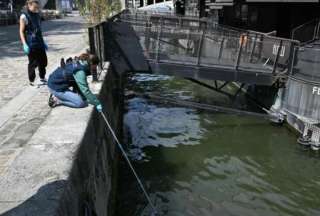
[78,53,100,76]
[26,0,40,13]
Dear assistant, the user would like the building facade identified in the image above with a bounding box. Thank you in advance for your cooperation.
[220,0,320,37]
[178,0,320,38]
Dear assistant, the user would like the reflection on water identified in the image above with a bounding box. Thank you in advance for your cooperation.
[125,102,202,148]
[116,74,320,216]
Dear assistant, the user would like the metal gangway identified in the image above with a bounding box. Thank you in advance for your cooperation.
[90,10,300,86]
[88,11,320,148]
[291,18,320,45]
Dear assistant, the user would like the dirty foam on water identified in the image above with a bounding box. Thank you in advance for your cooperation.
[116,74,320,216]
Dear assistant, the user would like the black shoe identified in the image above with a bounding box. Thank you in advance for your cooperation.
[40,78,47,83]
[48,94,57,108]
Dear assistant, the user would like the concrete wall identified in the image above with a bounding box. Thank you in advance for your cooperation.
[56,66,124,216]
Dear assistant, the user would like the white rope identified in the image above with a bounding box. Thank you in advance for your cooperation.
[100,112,159,215]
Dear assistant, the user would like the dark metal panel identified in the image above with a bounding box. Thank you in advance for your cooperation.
[104,22,150,73]
[149,61,275,85]
[261,38,294,65]
[88,27,95,54]
[103,22,134,74]
[291,45,320,83]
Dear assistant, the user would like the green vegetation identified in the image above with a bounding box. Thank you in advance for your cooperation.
[76,0,122,23]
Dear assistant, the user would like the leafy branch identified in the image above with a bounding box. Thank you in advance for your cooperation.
[76,0,121,24]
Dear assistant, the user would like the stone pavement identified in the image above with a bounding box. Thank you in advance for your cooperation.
[0,12,87,149]
[0,12,93,214]
[0,12,87,109]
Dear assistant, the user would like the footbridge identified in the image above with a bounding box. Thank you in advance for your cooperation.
[89,10,299,86]
[89,11,320,148]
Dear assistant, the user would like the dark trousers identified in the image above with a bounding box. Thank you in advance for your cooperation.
[28,48,48,82]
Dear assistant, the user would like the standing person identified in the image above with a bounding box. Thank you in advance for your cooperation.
[9,0,13,13]
[19,0,48,86]
[47,53,103,112]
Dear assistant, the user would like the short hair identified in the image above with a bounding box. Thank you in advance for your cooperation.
[26,0,40,4]
[78,53,100,65]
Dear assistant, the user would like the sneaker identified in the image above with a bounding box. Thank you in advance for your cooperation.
[29,82,35,86]
[48,94,58,108]
[40,78,47,83]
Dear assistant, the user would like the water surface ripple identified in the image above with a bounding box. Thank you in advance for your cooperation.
[116,74,320,216]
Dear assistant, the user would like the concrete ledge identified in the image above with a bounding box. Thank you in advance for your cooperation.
[0,64,123,215]
[0,106,90,215]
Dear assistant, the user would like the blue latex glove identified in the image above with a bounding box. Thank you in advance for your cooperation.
[23,43,30,54]
[96,104,103,113]
[44,42,48,51]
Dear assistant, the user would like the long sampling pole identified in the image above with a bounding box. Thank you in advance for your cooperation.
[100,112,159,215]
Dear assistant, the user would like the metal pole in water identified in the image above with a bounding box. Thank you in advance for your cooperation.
[100,112,159,215]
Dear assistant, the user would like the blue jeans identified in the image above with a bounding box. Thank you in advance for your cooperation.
[49,88,88,108]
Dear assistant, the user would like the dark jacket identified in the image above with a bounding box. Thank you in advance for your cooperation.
[23,10,44,49]
[48,61,88,91]
[48,61,101,106]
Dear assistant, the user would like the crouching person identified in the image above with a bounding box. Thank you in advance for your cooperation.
[47,53,102,112]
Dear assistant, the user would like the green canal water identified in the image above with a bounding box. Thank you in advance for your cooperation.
[116,74,320,216]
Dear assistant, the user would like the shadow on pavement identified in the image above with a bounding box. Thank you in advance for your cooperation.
[0,180,67,216]
[0,17,85,60]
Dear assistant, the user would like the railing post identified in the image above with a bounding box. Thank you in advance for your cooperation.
[88,27,95,54]
[312,21,318,41]
[218,37,225,60]
[316,19,320,40]
[92,25,100,82]
[99,24,104,68]
[186,29,191,54]
[257,34,263,59]
[133,0,136,9]
[197,29,205,66]
[135,12,138,25]
[272,40,283,75]
[235,34,245,70]
[145,21,151,53]
[287,43,298,76]
[249,33,258,63]
[98,25,102,63]
[155,18,163,62]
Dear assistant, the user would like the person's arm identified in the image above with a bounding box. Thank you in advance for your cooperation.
[19,14,30,54]
[73,70,101,106]
[19,15,27,45]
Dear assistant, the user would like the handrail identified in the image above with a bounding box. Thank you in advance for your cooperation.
[88,9,139,79]
[291,18,320,37]
[291,18,320,44]
[88,10,301,82]
[121,10,300,44]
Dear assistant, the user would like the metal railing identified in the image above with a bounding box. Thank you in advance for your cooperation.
[88,22,107,76]
[88,10,300,79]
[119,9,243,35]
[290,45,320,83]
[291,18,320,45]
[119,10,299,76]
[0,11,18,26]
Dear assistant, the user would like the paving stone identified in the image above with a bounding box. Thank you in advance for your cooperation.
[0,14,87,110]
[0,13,88,172]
